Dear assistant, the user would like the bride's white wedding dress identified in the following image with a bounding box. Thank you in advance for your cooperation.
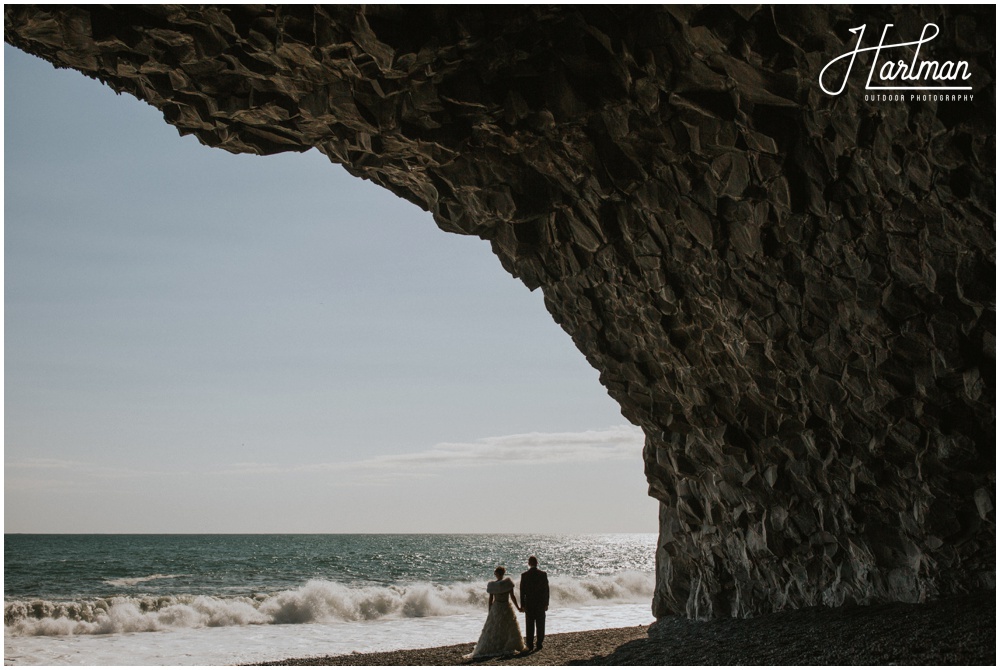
[469,577,526,658]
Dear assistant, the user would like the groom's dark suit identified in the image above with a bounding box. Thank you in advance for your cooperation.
[519,566,549,649]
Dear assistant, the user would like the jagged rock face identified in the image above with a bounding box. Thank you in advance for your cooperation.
[6,5,995,618]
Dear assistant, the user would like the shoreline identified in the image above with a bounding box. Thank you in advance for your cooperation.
[253,626,651,666]
[253,591,995,666]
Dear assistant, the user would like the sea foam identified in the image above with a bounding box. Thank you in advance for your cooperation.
[5,572,653,636]
[103,574,186,587]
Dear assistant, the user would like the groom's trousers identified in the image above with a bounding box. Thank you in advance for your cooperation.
[525,608,545,648]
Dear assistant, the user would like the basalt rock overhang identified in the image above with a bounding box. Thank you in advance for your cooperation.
[5,4,995,618]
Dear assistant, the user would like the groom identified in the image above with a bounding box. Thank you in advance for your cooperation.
[519,555,549,651]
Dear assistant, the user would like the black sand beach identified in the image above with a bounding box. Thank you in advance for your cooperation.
[255,591,994,665]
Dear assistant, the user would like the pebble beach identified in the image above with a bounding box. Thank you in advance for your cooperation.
[255,591,995,666]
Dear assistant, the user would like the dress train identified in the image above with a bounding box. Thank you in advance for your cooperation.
[468,579,526,658]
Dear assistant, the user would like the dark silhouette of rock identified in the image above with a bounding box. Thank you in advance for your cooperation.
[5,5,995,618]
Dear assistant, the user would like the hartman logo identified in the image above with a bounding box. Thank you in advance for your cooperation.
[819,23,974,102]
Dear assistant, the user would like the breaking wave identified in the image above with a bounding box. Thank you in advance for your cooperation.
[5,572,653,636]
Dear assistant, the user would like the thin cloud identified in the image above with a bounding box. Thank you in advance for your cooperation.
[367,425,645,468]
[221,461,284,475]
[220,425,645,478]
[8,426,646,488]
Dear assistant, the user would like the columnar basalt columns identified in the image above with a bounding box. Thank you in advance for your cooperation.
[6,4,995,618]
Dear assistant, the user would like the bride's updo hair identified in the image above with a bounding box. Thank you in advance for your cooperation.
[494,566,506,578]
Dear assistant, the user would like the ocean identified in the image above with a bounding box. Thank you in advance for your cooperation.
[4,534,657,665]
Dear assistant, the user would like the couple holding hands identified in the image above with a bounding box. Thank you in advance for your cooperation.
[469,555,549,658]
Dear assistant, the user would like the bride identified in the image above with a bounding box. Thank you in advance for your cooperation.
[468,566,527,658]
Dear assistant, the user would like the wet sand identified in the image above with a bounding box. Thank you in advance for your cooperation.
[255,591,994,665]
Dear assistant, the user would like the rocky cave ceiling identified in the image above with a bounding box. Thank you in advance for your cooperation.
[5,4,995,618]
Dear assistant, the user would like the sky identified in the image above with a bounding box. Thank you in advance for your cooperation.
[4,45,658,534]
